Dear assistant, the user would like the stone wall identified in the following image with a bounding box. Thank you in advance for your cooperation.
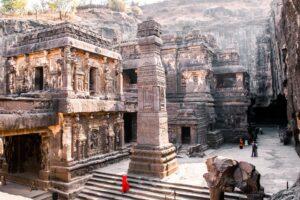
[270,0,300,151]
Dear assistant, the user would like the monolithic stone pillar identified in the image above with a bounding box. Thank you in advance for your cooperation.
[128,19,178,178]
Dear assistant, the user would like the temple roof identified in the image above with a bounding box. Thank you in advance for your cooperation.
[5,22,121,60]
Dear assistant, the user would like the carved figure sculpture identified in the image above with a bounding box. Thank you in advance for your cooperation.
[72,115,87,160]
[6,58,17,94]
[104,65,113,97]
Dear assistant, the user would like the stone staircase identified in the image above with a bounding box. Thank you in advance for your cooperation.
[177,144,189,156]
[31,191,52,200]
[76,171,248,200]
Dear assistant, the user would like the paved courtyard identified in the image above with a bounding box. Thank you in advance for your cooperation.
[0,127,299,198]
[99,127,300,195]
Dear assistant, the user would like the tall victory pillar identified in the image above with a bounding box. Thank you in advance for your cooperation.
[128,19,178,178]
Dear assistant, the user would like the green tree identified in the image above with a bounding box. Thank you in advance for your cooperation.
[107,0,126,12]
[48,0,79,20]
[1,0,28,13]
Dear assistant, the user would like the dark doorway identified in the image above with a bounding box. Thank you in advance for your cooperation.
[4,134,41,174]
[89,68,97,93]
[124,113,137,143]
[35,67,43,90]
[249,94,288,126]
[181,127,191,144]
[123,69,137,84]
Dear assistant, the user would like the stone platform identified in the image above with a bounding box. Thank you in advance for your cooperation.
[128,144,178,178]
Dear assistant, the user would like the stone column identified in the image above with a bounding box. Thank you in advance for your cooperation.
[128,19,178,178]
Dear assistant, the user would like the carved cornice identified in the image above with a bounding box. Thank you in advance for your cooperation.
[14,22,111,49]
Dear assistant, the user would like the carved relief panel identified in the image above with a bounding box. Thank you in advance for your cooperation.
[88,129,100,156]
[143,86,154,111]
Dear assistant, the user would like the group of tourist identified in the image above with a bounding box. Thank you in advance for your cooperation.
[238,125,262,157]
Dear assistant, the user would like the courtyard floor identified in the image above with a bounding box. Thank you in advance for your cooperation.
[0,127,299,199]
[98,127,300,195]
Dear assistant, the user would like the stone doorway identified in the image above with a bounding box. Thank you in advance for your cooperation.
[181,127,191,144]
[34,67,44,91]
[4,134,41,176]
[124,112,137,143]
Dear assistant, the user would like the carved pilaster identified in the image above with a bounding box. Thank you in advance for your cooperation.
[62,46,74,95]
[62,119,73,162]
[39,134,50,181]
[104,58,113,98]
[116,61,124,100]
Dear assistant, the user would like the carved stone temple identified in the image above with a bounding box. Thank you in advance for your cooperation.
[0,19,250,198]
[0,23,125,197]
[128,19,178,178]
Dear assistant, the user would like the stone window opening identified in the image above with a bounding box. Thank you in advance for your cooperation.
[123,69,137,92]
[34,67,44,91]
[89,67,97,94]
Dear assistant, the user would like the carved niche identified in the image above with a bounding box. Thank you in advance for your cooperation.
[71,50,85,93]
[88,129,100,156]
[159,87,166,110]
[72,115,87,160]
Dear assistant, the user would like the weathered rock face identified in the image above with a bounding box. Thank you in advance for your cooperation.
[270,0,300,153]
[142,0,273,101]
[271,174,300,200]
[0,20,50,95]
[75,7,140,41]
[204,156,264,200]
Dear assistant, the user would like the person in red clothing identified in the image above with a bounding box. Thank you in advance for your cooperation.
[239,138,244,149]
[122,175,130,193]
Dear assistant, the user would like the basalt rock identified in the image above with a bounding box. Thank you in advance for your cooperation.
[204,156,264,200]
[271,174,300,200]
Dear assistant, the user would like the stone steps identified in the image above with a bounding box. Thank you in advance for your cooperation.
[31,191,52,200]
[76,171,248,200]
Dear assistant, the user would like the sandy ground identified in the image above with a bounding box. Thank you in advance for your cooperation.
[99,127,300,195]
[0,192,30,200]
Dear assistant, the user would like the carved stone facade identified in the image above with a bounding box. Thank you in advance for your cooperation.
[119,31,250,144]
[0,22,125,198]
